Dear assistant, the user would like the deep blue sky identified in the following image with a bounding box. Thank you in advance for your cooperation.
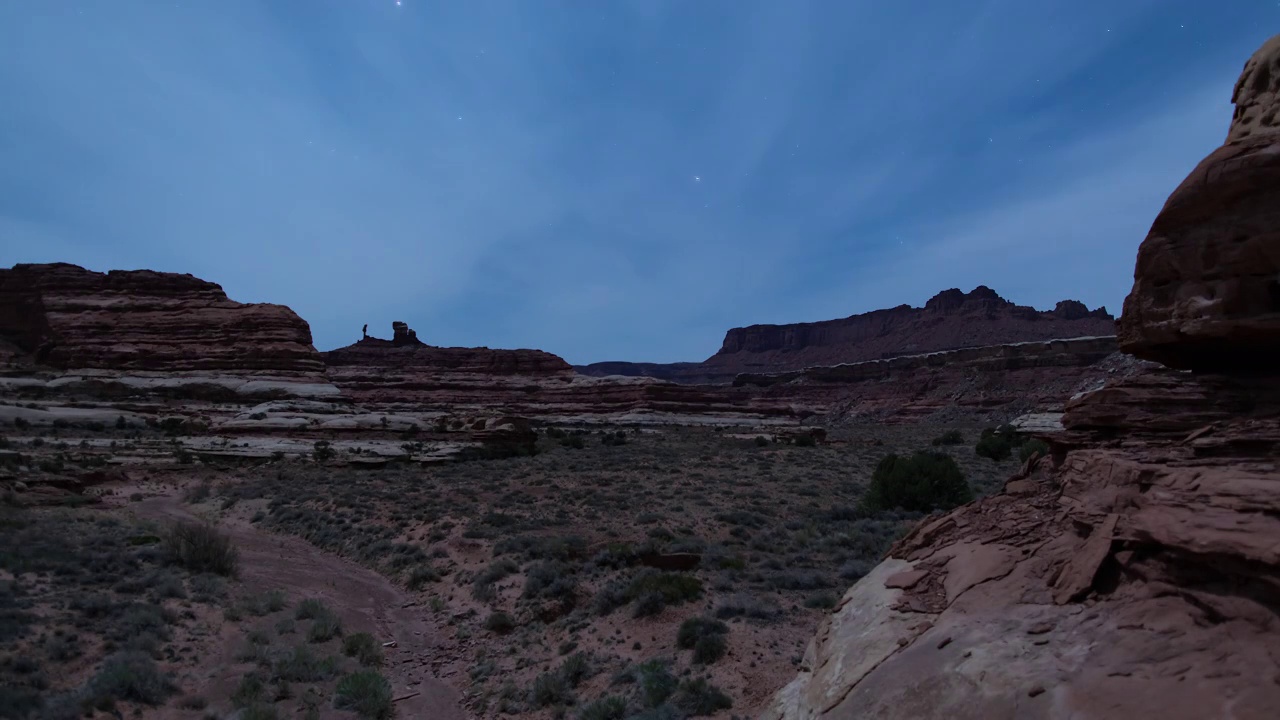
[1,2,1275,363]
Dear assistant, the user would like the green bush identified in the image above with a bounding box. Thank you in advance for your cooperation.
[672,678,732,716]
[931,429,965,446]
[307,610,343,643]
[692,633,727,664]
[162,522,238,576]
[676,617,727,650]
[484,612,515,635]
[530,669,574,707]
[861,451,972,513]
[975,433,1012,461]
[1019,438,1050,462]
[334,670,393,719]
[81,651,175,707]
[578,696,628,720]
[274,646,339,682]
[342,632,384,667]
[626,572,703,606]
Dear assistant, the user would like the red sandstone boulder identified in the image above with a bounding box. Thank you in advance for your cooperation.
[1117,35,1280,370]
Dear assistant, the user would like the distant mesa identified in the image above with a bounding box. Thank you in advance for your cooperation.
[576,286,1115,383]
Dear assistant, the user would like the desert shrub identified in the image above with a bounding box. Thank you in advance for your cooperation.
[975,433,1012,461]
[1019,438,1050,462]
[676,617,727,650]
[523,561,577,600]
[312,440,335,462]
[405,565,440,590]
[713,593,779,621]
[632,591,666,618]
[592,578,630,616]
[627,571,702,605]
[601,430,628,446]
[931,429,965,446]
[342,632,383,666]
[838,558,875,581]
[559,652,592,687]
[861,451,972,513]
[295,598,329,620]
[307,610,343,643]
[182,480,213,503]
[753,436,769,447]
[562,434,586,450]
[80,651,174,707]
[692,633,727,664]
[473,558,519,601]
[793,433,817,447]
[671,678,732,716]
[530,669,573,707]
[633,659,677,707]
[274,646,339,682]
[578,695,628,720]
[334,670,393,719]
[162,522,238,576]
[484,612,516,635]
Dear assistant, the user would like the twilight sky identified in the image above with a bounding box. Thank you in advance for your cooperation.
[1,2,1275,363]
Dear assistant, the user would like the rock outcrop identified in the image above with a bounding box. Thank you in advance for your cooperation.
[0,263,324,375]
[324,324,795,423]
[578,287,1114,383]
[735,336,1125,424]
[766,35,1280,720]
[1117,34,1280,371]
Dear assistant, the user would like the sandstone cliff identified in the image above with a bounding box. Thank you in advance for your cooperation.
[735,336,1124,424]
[578,287,1114,383]
[0,263,324,376]
[765,34,1280,720]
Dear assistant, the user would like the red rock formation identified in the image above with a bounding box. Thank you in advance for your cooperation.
[766,34,1280,720]
[578,287,1114,382]
[324,323,792,421]
[1117,34,1280,370]
[737,336,1123,424]
[0,263,324,375]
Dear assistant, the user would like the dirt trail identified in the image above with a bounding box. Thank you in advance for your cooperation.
[129,494,466,720]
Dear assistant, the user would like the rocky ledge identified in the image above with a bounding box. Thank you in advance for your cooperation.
[765,34,1280,720]
[735,336,1126,424]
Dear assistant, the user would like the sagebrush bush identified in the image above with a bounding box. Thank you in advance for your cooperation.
[1019,438,1050,462]
[334,670,393,719]
[931,429,965,446]
[676,617,727,650]
[342,632,383,666]
[975,433,1012,461]
[578,695,628,720]
[484,612,515,635]
[162,522,238,576]
[861,451,972,513]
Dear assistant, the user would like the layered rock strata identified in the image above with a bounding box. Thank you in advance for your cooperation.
[578,287,1114,383]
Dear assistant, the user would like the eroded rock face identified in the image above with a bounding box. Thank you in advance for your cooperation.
[324,324,796,422]
[767,35,1280,720]
[0,263,324,375]
[579,287,1113,383]
[1117,35,1280,370]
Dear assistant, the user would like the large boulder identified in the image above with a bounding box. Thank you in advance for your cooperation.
[1117,35,1280,370]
